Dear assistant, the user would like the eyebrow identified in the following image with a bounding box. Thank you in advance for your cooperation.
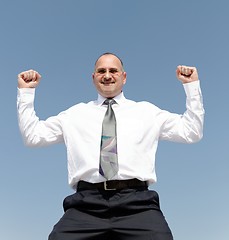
[96,67,120,72]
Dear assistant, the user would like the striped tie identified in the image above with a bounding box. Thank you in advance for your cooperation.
[99,99,118,180]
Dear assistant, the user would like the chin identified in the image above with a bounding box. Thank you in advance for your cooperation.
[100,92,115,98]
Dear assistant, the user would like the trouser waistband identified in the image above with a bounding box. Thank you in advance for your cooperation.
[77,178,148,191]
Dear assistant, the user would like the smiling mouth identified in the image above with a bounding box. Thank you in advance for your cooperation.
[101,81,115,85]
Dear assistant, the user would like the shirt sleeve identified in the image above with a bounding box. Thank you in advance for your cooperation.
[159,80,205,143]
[17,88,64,147]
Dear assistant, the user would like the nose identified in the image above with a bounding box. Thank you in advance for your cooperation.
[104,70,111,79]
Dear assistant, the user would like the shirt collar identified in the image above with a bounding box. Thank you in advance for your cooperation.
[96,92,126,106]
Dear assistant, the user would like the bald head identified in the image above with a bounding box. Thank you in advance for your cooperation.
[94,52,124,71]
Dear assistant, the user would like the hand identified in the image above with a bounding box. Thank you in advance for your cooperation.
[18,69,41,88]
[176,65,199,84]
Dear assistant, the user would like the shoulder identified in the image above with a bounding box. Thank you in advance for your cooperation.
[58,101,94,116]
[130,99,161,111]
[121,98,162,115]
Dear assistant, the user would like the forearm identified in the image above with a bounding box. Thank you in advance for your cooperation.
[182,80,204,142]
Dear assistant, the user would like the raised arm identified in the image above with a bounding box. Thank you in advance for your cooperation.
[159,65,204,143]
[17,70,63,147]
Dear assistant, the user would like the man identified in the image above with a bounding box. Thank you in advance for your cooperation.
[17,53,204,240]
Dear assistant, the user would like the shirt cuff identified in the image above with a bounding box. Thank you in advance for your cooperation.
[183,80,202,98]
[17,88,36,102]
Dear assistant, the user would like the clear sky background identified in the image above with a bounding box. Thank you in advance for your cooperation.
[0,0,228,239]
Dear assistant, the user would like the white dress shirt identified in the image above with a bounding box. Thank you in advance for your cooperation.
[17,81,204,189]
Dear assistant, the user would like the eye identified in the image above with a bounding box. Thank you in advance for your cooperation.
[109,68,118,74]
[97,69,106,74]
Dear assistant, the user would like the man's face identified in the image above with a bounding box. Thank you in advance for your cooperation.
[92,54,127,98]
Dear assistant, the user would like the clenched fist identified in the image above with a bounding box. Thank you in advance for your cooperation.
[18,69,41,88]
[176,65,199,84]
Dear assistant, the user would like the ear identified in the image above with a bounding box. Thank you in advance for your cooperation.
[92,73,95,83]
[122,72,127,84]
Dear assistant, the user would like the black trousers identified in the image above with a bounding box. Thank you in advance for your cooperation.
[48,187,173,240]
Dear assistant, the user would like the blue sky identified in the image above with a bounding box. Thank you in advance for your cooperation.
[0,0,228,239]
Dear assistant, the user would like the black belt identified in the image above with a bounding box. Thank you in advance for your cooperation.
[77,179,148,191]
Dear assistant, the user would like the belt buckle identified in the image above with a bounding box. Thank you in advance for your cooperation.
[104,181,116,191]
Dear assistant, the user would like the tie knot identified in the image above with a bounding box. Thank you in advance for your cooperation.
[103,99,116,106]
